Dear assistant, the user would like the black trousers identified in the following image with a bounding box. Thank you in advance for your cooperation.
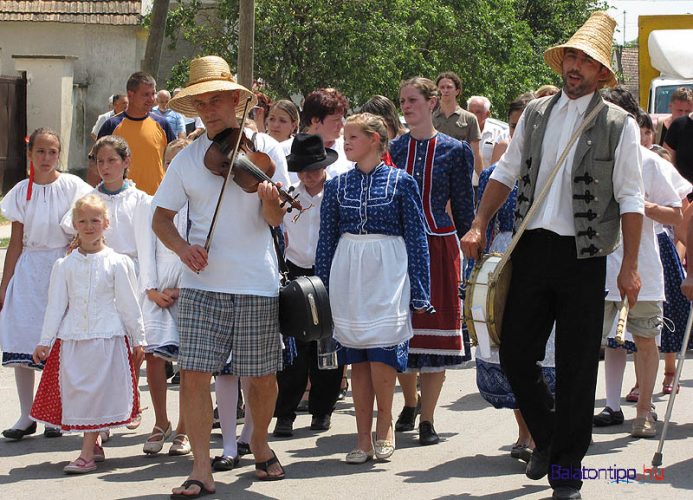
[499,230,606,490]
[274,260,342,420]
[274,338,343,420]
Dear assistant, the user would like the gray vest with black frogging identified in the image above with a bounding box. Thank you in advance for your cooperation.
[514,92,628,259]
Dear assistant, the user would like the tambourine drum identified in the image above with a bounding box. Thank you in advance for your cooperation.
[463,253,512,347]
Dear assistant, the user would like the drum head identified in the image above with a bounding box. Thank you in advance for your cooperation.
[463,253,503,347]
[462,258,481,346]
[488,260,512,345]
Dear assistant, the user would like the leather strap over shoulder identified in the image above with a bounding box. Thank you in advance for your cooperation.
[269,226,289,284]
[491,100,606,282]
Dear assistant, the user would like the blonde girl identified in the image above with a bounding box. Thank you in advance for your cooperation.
[62,135,152,429]
[315,113,431,463]
[0,128,91,440]
[31,194,145,473]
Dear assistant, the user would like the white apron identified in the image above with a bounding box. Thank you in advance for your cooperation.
[329,234,412,348]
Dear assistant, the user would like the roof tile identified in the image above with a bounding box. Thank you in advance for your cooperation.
[0,1,141,25]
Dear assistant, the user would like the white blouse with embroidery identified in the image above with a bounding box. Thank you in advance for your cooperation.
[39,247,146,347]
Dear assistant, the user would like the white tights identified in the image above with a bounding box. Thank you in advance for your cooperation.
[215,375,253,457]
[604,347,627,411]
[13,367,35,430]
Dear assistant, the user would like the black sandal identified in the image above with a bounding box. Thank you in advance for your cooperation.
[170,479,215,499]
[255,450,285,481]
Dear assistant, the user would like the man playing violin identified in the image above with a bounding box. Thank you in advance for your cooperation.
[152,56,288,498]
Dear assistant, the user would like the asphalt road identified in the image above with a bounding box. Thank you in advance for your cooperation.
[0,220,691,499]
[0,353,691,499]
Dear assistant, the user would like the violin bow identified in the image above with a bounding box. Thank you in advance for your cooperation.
[203,96,253,254]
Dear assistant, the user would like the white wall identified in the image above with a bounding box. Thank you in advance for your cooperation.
[0,22,147,172]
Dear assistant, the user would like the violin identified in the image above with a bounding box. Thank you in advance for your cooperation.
[202,96,303,254]
[204,128,302,213]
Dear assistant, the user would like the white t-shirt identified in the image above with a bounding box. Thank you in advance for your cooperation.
[183,116,204,128]
[283,181,324,268]
[655,155,691,236]
[279,137,292,157]
[479,119,508,167]
[605,146,681,301]
[246,129,291,188]
[92,111,114,136]
[152,134,280,296]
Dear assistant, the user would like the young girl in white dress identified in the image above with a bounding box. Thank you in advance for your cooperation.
[0,128,91,440]
[74,135,152,265]
[30,194,145,474]
[62,135,152,431]
[138,138,191,456]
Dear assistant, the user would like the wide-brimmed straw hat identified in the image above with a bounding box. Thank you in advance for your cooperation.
[543,11,618,88]
[169,55,257,118]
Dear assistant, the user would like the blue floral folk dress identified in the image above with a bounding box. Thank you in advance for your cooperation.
[315,163,432,371]
[390,132,474,369]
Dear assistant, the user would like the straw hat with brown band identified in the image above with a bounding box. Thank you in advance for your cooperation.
[543,11,618,89]
[169,55,257,118]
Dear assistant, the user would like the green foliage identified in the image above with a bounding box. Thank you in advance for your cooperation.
[167,57,192,90]
[164,0,606,117]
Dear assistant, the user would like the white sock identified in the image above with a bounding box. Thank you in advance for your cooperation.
[239,378,254,444]
[13,367,35,429]
[604,348,627,411]
[215,375,239,457]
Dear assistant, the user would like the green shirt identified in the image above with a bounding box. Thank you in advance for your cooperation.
[432,105,481,143]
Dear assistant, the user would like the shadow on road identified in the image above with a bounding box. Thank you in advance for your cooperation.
[398,452,525,482]
[445,392,492,413]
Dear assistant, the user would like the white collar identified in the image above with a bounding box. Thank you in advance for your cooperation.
[555,91,595,116]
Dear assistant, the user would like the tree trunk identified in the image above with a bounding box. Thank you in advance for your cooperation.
[237,0,255,89]
[142,0,171,79]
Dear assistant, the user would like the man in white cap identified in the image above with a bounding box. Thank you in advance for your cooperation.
[152,55,287,498]
[461,12,644,500]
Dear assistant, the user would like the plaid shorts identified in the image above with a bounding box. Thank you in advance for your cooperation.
[177,288,283,376]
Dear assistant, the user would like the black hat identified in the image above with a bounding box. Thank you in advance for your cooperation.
[286,133,338,172]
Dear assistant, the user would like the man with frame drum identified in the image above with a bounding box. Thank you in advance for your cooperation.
[461,12,644,500]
